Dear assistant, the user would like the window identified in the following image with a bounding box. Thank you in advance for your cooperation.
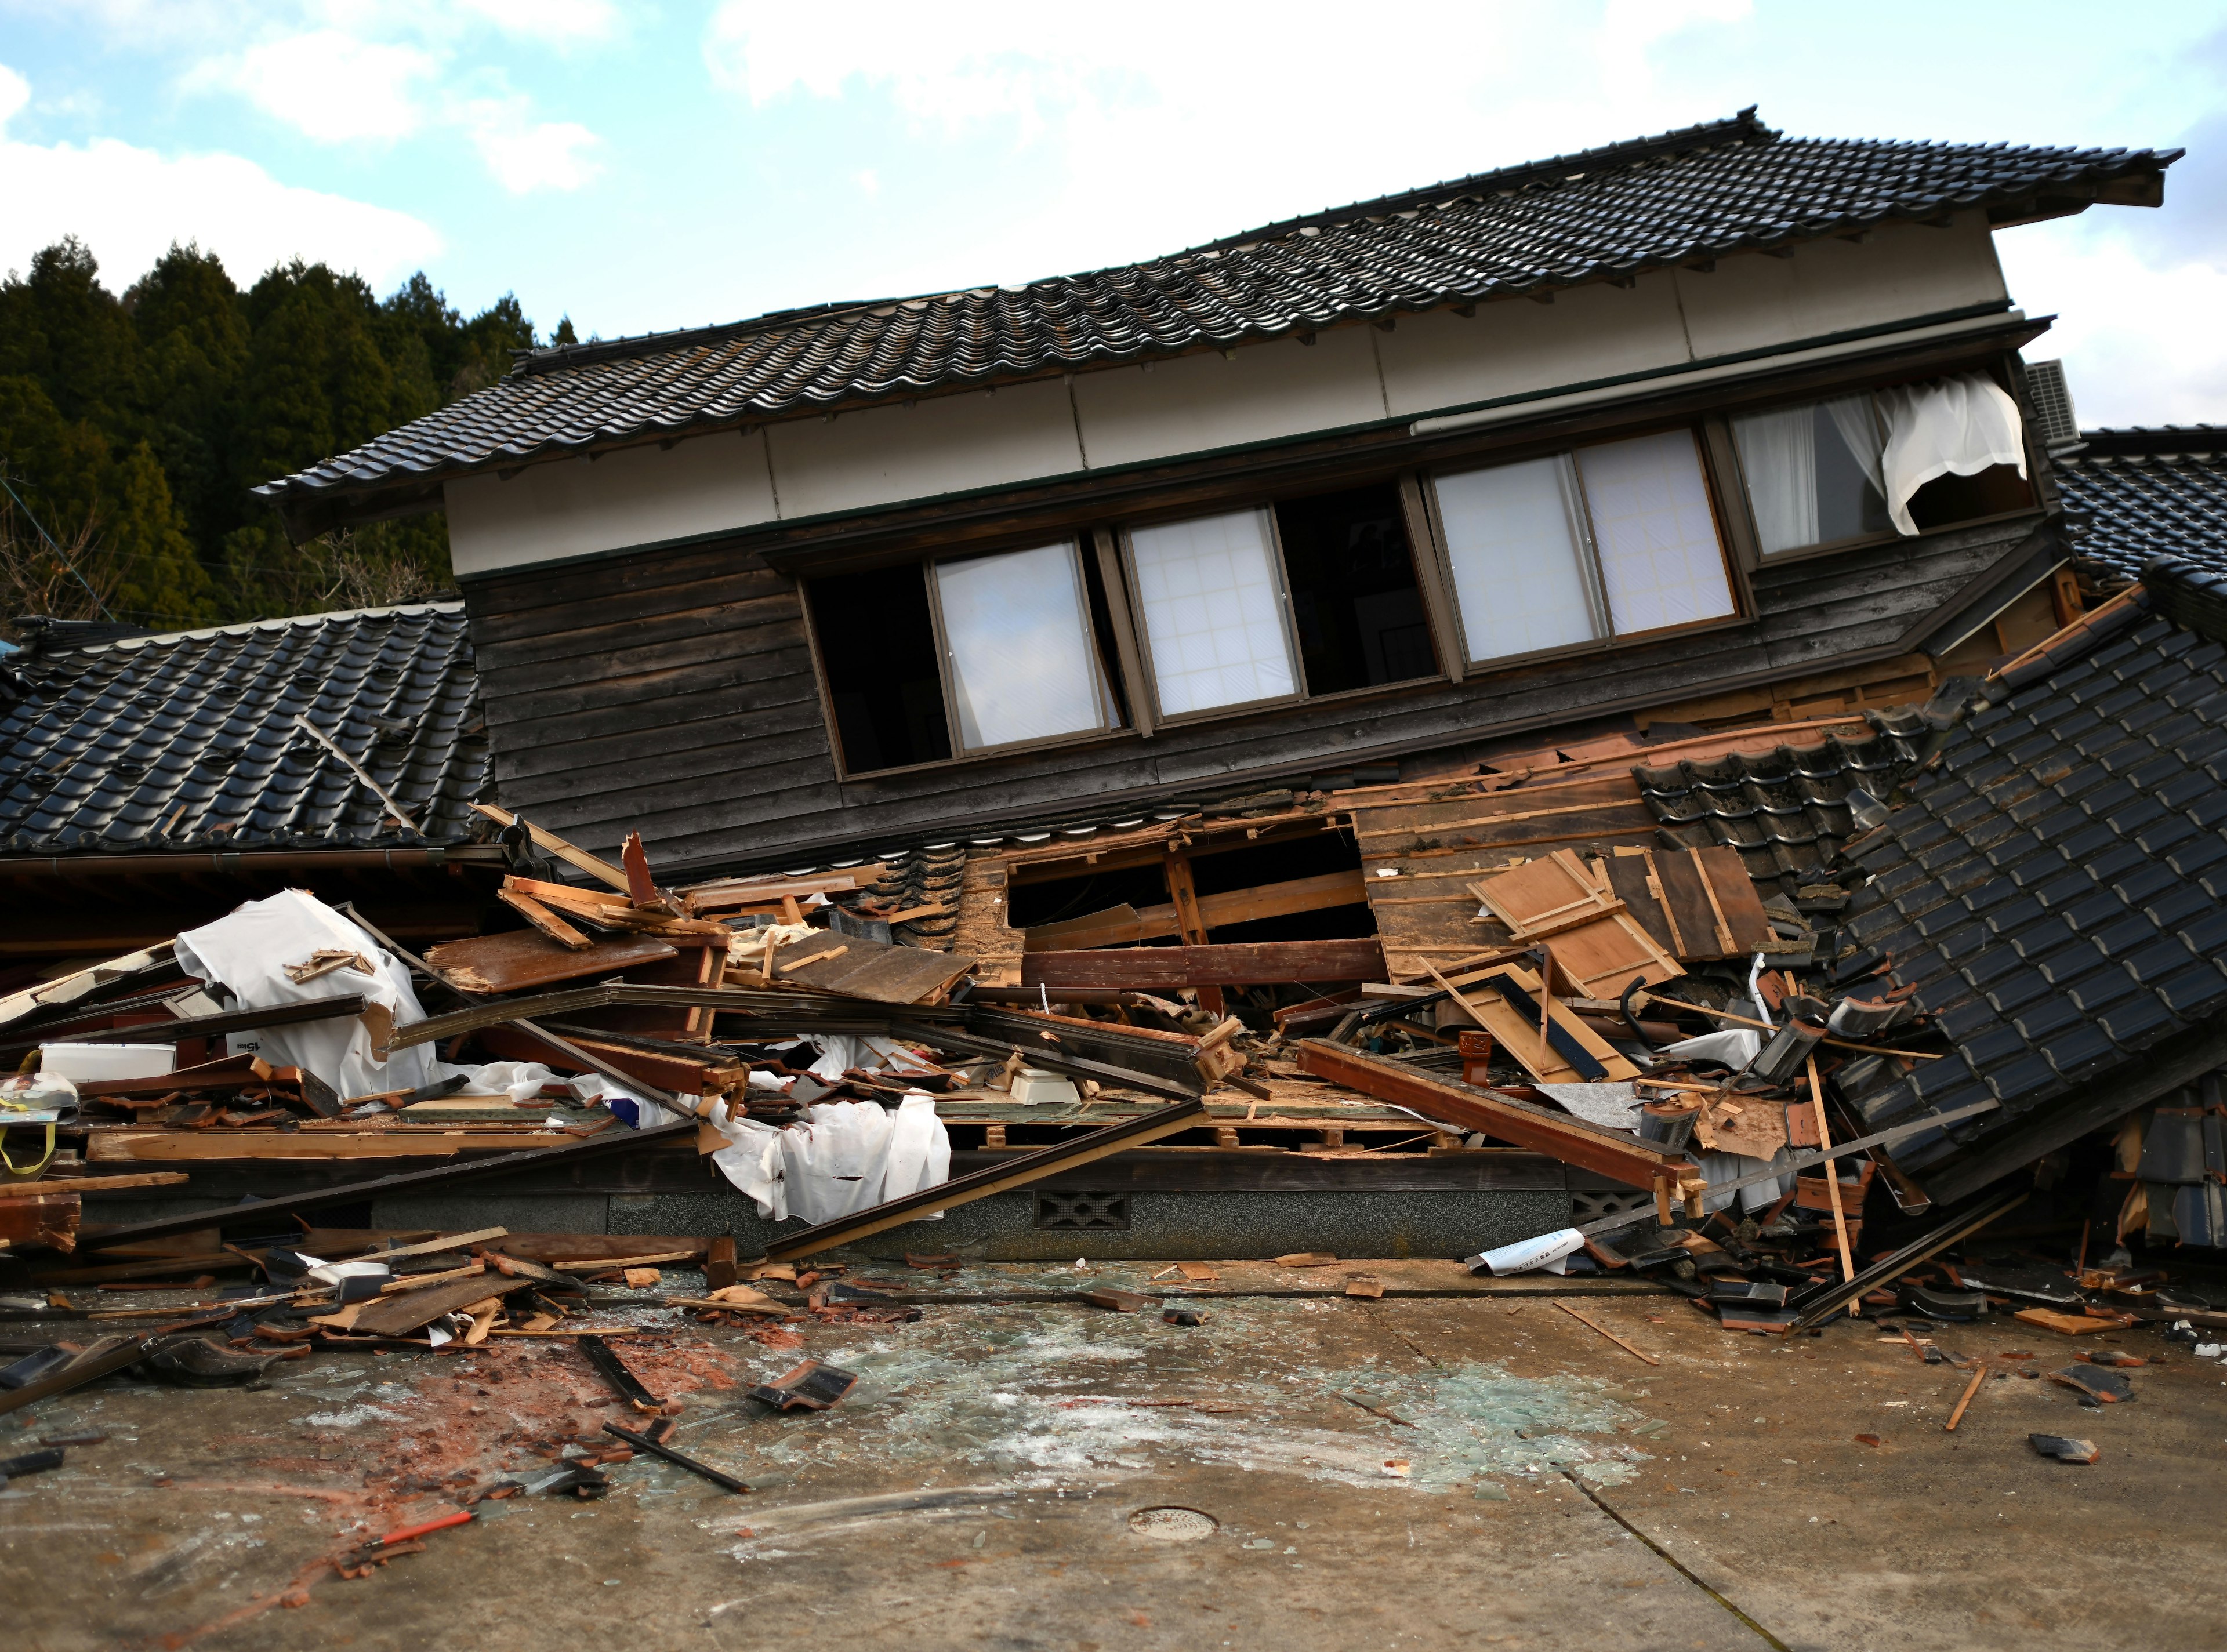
[1272,484,1435,694]
[934,543,1115,751]
[811,540,1116,775]
[1429,428,1737,667]
[1127,509,1296,716]
[811,565,952,774]
[1123,482,1438,720]
[1732,396,1889,555]
[1731,373,2032,555]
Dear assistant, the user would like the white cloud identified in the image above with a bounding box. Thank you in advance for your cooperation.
[465,99,603,193]
[0,67,440,291]
[173,12,605,191]
[1998,220,2227,427]
[0,61,28,127]
[200,28,439,144]
[455,0,620,47]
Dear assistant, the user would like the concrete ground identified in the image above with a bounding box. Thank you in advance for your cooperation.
[2,1258,2221,1652]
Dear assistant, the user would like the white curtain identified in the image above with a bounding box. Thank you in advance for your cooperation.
[1574,430,1738,635]
[1823,394,1886,493]
[935,542,1108,750]
[1731,405,1819,557]
[1877,372,2026,536]
[1432,455,1601,662]
[1128,509,1297,715]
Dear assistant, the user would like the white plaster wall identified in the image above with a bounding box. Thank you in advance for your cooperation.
[1671,213,2007,361]
[444,222,2017,576]
[444,427,778,577]
[766,377,1083,520]
[1069,324,1386,469]
[1374,275,1691,419]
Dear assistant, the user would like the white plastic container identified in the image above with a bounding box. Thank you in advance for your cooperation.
[38,1042,176,1083]
[1009,1068,1081,1107]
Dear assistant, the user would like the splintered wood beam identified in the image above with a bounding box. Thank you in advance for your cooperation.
[1022,869,1370,952]
[473,803,632,895]
[621,832,659,908]
[72,1118,703,1252]
[1293,1039,1688,1190]
[496,888,593,952]
[1021,938,1386,990]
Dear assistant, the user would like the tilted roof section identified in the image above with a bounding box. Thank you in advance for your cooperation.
[2054,426,2227,583]
[0,604,488,854]
[255,110,2177,523]
[1834,558,2227,1193]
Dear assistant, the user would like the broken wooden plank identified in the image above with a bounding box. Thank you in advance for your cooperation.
[424,927,677,996]
[0,1172,188,1197]
[1293,1040,1686,1190]
[87,1131,589,1162]
[71,1118,703,1253]
[768,933,975,1005]
[347,1270,535,1338]
[495,888,593,952]
[1021,938,1385,990]
[472,803,632,894]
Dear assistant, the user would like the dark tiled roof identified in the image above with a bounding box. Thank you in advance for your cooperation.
[255,111,2176,518]
[0,604,489,854]
[2054,426,2227,582]
[1635,718,1932,890]
[1836,561,2227,1170]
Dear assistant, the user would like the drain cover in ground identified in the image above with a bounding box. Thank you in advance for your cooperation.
[1127,1506,1217,1541]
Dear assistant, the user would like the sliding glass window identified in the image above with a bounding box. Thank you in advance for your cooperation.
[1122,482,1441,721]
[1731,395,1889,556]
[933,542,1115,751]
[1430,427,1736,667]
[1127,509,1300,716]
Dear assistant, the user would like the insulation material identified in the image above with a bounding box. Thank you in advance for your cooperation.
[705,1094,951,1226]
[175,888,444,1102]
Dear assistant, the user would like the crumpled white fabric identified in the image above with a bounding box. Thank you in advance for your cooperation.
[454,1061,571,1105]
[176,888,443,1102]
[1660,1028,1763,1069]
[1878,372,2027,535]
[701,1094,951,1225]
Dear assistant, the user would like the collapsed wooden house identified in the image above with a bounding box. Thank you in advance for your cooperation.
[0,111,2206,1257]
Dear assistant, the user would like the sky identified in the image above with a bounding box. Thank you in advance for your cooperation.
[2,1,2226,426]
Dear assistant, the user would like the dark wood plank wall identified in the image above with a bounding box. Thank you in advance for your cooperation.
[464,513,2040,873]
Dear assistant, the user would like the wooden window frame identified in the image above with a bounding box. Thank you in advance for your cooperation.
[814,539,1130,781]
[1113,483,1460,729]
[1715,360,2043,569]
[926,538,1123,760]
[1417,422,1751,676]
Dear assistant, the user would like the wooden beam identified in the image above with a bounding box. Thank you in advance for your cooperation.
[1022,938,1386,989]
[1293,1039,1689,1190]
[1022,869,1369,952]
[472,803,632,894]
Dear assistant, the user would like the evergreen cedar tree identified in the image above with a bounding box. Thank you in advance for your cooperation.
[0,238,572,633]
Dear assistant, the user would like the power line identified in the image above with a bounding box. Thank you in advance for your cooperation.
[0,471,117,622]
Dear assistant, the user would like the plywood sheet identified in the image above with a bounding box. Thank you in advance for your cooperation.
[426,928,677,994]
[770,934,975,1005]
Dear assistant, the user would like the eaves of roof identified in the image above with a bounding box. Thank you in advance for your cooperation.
[252,110,2179,536]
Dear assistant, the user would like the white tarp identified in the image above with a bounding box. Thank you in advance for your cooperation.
[1878,372,2026,536]
[703,1094,951,1226]
[175,888,444,1102]
[1535,1081,1644,1132]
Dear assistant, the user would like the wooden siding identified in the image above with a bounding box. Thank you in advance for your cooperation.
[465,513,2041,874]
